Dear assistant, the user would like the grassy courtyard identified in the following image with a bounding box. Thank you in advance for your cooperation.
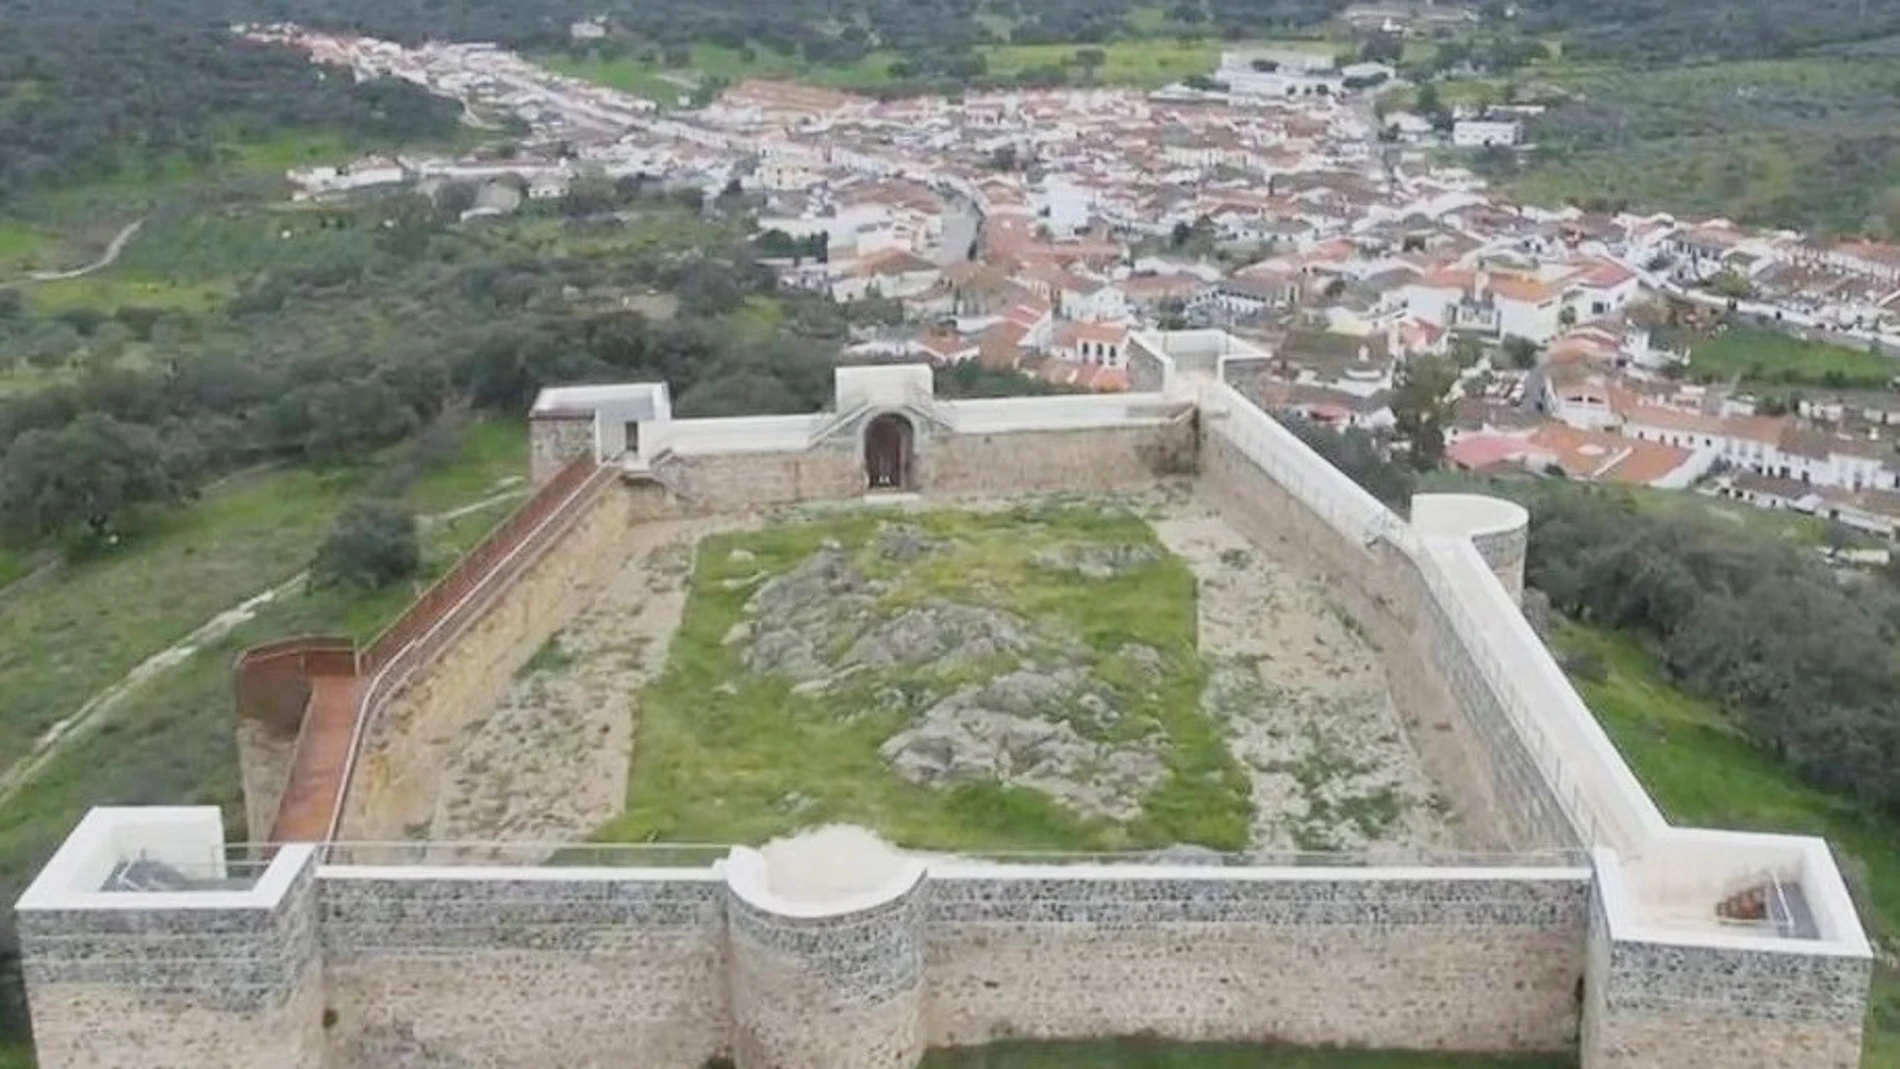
[1555,626,1900,1068]
[921,1040,1573,1069]
[597,504,1252,852]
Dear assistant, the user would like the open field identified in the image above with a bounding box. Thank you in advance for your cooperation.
[0,419,529,904]
[921,1042,1573,1069]
[1681,325,1899,389]
[545,36,1352,100]
[981,39,1226,87]
[1555,626,1899,1068]
[600,501,1245,852]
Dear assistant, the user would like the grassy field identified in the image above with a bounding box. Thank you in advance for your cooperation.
[0,419,528,903]
[1555,626,1899,1068]
[545,35,1348,100]
[981,39,1227,87]
[1681,325,1900,389]
[598,504,1251,852]
[921,1041,1573,1069]
[0,220,51,273]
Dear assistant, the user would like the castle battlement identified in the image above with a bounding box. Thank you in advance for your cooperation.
[14,332,1871,1069]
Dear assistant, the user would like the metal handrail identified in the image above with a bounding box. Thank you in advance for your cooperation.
[325,461,617,842]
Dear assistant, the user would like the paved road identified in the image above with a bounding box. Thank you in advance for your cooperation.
[1,219,144,288]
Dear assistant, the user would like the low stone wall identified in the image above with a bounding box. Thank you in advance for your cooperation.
[924,868,1590,1053]
[665,439,864,512]
[17,855,324,1069]
[319,871,730,1069]
[338,482,645,840]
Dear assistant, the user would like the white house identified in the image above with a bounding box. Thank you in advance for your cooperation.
[832,249,942,303]
[1452,120,1521,148]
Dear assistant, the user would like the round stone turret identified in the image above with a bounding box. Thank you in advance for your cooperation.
[1410,493,1531,604]
[724,826,928,1069]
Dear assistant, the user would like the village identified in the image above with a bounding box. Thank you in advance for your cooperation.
[245,22,1900,539]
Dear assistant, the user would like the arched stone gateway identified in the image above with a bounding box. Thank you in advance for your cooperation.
[864,413,915,492]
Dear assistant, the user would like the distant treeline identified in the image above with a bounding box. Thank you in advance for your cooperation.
[0,18,459,208]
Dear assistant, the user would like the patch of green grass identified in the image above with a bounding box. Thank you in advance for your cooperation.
[1683,325,1899,389]
[599,505,1251,851]
[520,632,576,677]
[1554,625,1900,1069]
[920,1039,1574,1069]
[541,54,695,103]
[980,39,1224,87]
[0,1038,32,1069]
[0,219,49,266]
[0,420,526,877]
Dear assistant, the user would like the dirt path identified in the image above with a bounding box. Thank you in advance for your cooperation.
[2,219,144,287]
[1151,494,1456,854]
[426,515,749,845]
[0,486,528,808]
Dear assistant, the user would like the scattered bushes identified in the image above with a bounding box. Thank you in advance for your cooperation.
[1522,484,1900,813]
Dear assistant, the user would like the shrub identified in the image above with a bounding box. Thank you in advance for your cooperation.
[309,499,419,591]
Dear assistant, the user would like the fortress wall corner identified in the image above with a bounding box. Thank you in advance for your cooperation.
[338,480,638,840]
[17,840,324,1069]
[923,868,1591,1052]
[1580,878,1868,1069]
[319,871,730,1068]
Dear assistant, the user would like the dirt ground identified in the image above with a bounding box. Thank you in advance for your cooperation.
[425,515,748,845]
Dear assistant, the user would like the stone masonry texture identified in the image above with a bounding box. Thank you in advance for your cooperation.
[529,416,593,486]
[1581,887,1868,1069]
[98,394,1859,1069]
[924,872,1590,1052]
[19,855,324,1069]
[727,876,928,1069]
[319,873,729,1068]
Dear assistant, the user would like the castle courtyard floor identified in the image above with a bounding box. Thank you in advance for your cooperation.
[422,483,1459,857]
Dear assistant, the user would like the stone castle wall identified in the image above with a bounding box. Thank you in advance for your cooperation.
[319,871,730,1068]
[529,416,593,486]
[1197,428,1578,853]
[1581,883,1868,1069]
[727,864,928,1069]
[25,861,1591,1069]
[923,869,1590,1052]
[337,482,654,840]
[18,853,325,1069]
